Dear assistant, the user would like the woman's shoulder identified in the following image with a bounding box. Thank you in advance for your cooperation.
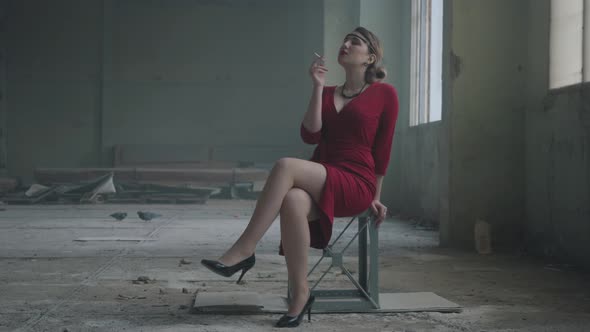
[371,82,397,96]
[372,82,399,110]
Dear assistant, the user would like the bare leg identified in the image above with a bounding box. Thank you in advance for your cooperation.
[280,188,319,316]
[218,158,327,266]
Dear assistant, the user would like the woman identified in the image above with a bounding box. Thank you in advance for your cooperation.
[201,26,399,328]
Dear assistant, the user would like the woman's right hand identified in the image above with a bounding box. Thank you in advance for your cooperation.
[309,56,328,87]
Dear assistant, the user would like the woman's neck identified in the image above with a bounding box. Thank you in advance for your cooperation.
[344,66,367,91]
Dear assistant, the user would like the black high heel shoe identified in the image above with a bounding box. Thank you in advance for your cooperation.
[275,293,315,328]
[200,254,255,284]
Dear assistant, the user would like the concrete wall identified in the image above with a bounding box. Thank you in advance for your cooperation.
[443,0,528,249]
[0,0,7,172]
[5,0,437,239]
[323,0,359,86]
[394,122,441,222]
[102,0,321,161]
[5,0,322,181]
[6,0,102,179]
[525,0,590,268]
[362,0,441,223]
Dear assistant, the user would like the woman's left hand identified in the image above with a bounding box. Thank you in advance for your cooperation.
[370,199,388,227]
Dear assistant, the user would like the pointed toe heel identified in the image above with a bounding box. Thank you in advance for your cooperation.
[275,294,315,328]
[200,254,255,283]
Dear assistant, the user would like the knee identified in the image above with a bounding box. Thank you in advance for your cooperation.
[273,157,296,173]
[280,188,310,216]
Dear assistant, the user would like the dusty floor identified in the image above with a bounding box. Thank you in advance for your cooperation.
[0,200,589,332]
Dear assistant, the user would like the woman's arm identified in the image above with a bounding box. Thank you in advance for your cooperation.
[371,85,399,226]
[370,176,388,226]
[374,175,384,201]
[301,57,327,143]
[302,85,323,133]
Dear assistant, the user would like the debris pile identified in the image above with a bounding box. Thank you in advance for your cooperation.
[1,165,269,204]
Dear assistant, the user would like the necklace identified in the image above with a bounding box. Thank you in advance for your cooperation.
[341,82,368,99]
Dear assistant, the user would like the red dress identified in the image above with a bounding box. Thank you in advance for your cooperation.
[280,82,399,255]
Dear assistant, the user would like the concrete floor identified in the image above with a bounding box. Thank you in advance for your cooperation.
[0,200,589,332]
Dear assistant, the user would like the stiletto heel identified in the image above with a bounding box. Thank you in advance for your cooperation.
[236,265,252,284]
[201,254,255,283]
[275,293,315,328]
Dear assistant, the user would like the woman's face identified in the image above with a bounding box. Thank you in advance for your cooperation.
[337,31,374,67]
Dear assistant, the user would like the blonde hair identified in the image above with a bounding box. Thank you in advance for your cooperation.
[354,27,387,83]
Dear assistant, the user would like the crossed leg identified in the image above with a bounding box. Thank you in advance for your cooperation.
[217,157,327,315]
[279,187,321,315]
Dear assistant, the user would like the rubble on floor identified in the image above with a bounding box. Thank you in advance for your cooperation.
[0,177,18,194]
[1,165,269,205]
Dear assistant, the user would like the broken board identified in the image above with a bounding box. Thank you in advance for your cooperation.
[193,291,461,314]
[74,237,156,242]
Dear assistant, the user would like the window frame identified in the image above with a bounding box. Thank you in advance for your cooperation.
[410,0,443,127]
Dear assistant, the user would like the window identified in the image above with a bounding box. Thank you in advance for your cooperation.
[549,0,590,89]
[410,0,443,126]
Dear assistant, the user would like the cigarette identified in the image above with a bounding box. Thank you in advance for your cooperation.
[314,52,323,58]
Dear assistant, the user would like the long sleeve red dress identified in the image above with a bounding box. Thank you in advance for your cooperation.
[280,82,399,255]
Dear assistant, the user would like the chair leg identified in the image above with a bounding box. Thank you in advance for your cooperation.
[287,210,381,312]
[358,216,368,291]
[368,216,380,307]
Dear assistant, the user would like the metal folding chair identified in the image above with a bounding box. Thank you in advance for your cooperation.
[287,209,380,312]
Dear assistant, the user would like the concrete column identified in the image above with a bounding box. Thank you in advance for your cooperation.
[0,0,7,173]
[447,0,527,249]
